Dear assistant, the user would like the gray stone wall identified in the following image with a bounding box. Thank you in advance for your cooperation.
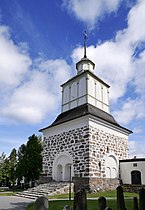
[89,126,128,178]
[43,126,90,178]
[73,177,119,192]
[42,124,128,181]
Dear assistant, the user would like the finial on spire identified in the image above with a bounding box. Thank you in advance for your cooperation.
[83,31,87,58]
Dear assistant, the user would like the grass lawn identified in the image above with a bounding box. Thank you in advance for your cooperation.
[0,191,15,196]
[26,191,138,210]
[0,189,16,196]
[26,199,135,210]
[87,190,138,198]
[0,188,23,196]
[47,190,138,199]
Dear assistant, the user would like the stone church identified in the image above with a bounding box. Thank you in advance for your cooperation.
[39,36,132,191]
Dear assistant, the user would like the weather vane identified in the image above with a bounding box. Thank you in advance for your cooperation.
[83,31,87,58]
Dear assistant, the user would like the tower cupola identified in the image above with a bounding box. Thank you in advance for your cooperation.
[76,57,95,74]
[76,31,95,74]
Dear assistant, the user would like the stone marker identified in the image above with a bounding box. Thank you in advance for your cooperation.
[73,188,87,210]
[133,197,139,210]
[63,205,72,210]
[116,186,126,210]
[98,196,106,210]
[35,196,49,210]
[139,188,145,210]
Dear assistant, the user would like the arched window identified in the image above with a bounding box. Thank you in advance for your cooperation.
[131,170,141,185]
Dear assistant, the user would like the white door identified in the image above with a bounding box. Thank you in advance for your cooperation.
[56,164,63,181]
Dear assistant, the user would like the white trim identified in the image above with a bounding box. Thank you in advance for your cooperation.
[43,116,89,137]
[89,115,131,136]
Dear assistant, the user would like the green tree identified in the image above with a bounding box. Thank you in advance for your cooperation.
[16,134,43,185]
[3,158,10,186]
[0,152,6,186]
[0,153,11,187]
[16,144,27,181]
[26,134,43,182]
[8,148,17,187]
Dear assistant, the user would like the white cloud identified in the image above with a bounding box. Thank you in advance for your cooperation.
[0,24,71,124]
[129,140,145,158]
[129,141,136,155]
[132,127,142,134]
[63,0,122,29]
[0,25,31,90]
[37,59,71,90]
[0,58,71,124]
[117,0,145,46]
[133,50,145,93]
[112,98,145,125]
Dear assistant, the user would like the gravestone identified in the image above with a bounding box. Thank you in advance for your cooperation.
[35,196,49,210]
[139,188,145,210]
[73,188,87,210]
[116,186,126,210]
[63,205,72,210]
[98,196,106,210]
[133,197,139,210]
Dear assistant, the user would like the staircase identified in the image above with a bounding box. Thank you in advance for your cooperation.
[122,184,145,193]
[15,182,74,199]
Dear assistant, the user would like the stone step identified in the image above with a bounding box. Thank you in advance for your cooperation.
[15,182,74,199]
[17,191,45,196]
[15,191,46,199]
[15,193,37,200]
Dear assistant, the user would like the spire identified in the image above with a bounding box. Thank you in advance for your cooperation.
[76,32,95,74]
[83,31,87,58]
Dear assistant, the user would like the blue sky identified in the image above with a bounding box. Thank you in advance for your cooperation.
[0,0,145,158]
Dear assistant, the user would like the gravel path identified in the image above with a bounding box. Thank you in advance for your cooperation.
[0,196,34,210]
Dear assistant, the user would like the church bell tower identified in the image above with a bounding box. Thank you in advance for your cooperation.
[62,32,110,114]
[40,33,132,191]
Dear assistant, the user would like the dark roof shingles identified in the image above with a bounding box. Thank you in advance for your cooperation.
[39,103,132,134]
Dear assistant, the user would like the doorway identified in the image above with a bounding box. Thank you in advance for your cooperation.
[56,164,63,181]
[131,170,141,185]
[52,152,74,181]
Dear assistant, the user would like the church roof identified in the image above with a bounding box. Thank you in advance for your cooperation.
[61,70,110,88]
[120,158,145,162]
[76,57,95,69]
[39,103,132,134]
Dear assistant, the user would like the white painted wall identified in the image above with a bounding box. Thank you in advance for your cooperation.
[70,82,77,100]
[120,160,145,184]
[62,72,110,113]
[79,77,86,97]
[43,115,89,137]
[77,62,94,73]
[62,74,87,112]
[89,116,130,138]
